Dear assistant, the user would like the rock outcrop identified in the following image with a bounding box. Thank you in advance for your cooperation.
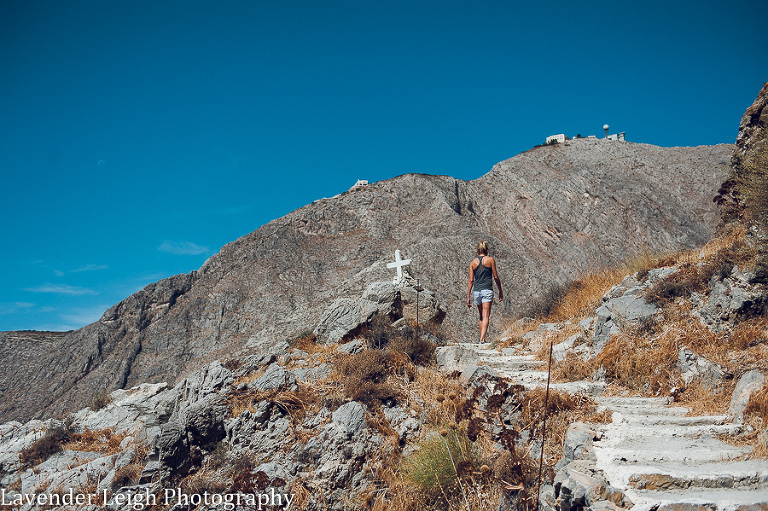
[313,279,445,344]
[735,81,768,158]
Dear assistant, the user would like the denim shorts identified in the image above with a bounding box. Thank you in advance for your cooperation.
[473,289,494,305]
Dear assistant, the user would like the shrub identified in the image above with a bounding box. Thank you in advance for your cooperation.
[288,329,317,350]
[206,441,229,470]
[19,426,71,466]
[389,334,436,366]
[64,427,124,455]
[363,315,439,364]
[336,349,407,408]
[89,389,112,411]
[518,282,568,319]
[366,314,393,350]
[645,261,723,308]
[405,427,476,491]
[222,359,242,371]
[646,278,694,307]
[183,469,228,495]
[112,463,142,490]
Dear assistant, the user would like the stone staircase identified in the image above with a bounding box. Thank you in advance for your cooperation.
[461,342,768,510]
[465,343,607,396]
[594,396,768,510]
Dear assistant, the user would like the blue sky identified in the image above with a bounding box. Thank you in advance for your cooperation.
[1,0,766,331]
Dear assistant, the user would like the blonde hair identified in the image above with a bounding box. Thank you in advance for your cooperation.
[476,241,489,255]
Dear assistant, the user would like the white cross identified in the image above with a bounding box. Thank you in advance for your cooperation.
[386,249,411,283]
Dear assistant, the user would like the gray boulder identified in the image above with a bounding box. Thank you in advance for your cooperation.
[182,393,229,445]
[337,338,366,354]
[552,334,590,362]
[694,267,767,331]
[249,363,298,392]
[175,360,232,404]
[314,281,445,344]
[593,294,656,354]
[678,348,730,388]
[154,421,189,478]
[589,271,662,354]
[71,382,175,445]
[560,422,597,467]
[728,370,766,421]
[435,345,480,379]
[314,297,381,344]
[331,401,367,437]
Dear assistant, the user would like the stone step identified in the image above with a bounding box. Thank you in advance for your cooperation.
[626,460,768,490]
[595,433,750,466]
[480,357,547,372]
[609,413,732,427]
[597,396,674,407]
[525,380,607,397]
[599,422,743,439]
[493,368,549,383]
[597,397,688,415]
[624,487,768,511]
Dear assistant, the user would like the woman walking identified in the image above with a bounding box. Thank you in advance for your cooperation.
[466,241,503,343]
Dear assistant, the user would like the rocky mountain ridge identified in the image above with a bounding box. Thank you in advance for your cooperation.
[0,139,730,423]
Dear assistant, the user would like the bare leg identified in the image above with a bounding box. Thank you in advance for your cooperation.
[477,302,492,343]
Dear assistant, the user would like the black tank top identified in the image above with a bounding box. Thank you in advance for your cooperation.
[473,256,493,291]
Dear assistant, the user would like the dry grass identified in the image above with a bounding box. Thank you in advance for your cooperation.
[697,225,750,262]
[731,317,768,350]
[676,381,734,416]
[623,250,681,277]
[410,368,466,428]
[726,344,768,377]
[745,384,768,423]
[548,269,625,322]
[517,389,610,467]
[508,224,752,332]
[228,385,321,422]
[112,463,142,490]
[551,352,593,382]
[63,428,126,455]
[595,334,676,394]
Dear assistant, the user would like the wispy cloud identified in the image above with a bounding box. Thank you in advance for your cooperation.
[71,264,109,273]
[158,241,210,256]
[0,302,36,315]
[24,283,99,295]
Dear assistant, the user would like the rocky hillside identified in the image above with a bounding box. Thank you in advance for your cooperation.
[0,140,730,423]
[1,236,766,511]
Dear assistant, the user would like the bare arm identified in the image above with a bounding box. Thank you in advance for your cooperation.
[466,261,476,307]
[490,257,503,302]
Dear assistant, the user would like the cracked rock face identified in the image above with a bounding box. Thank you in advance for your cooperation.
[735,81,768,158]
[0,141,729,422]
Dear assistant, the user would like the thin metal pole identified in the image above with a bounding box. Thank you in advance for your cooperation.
[535,339,553,509]
[416,279,420,327]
